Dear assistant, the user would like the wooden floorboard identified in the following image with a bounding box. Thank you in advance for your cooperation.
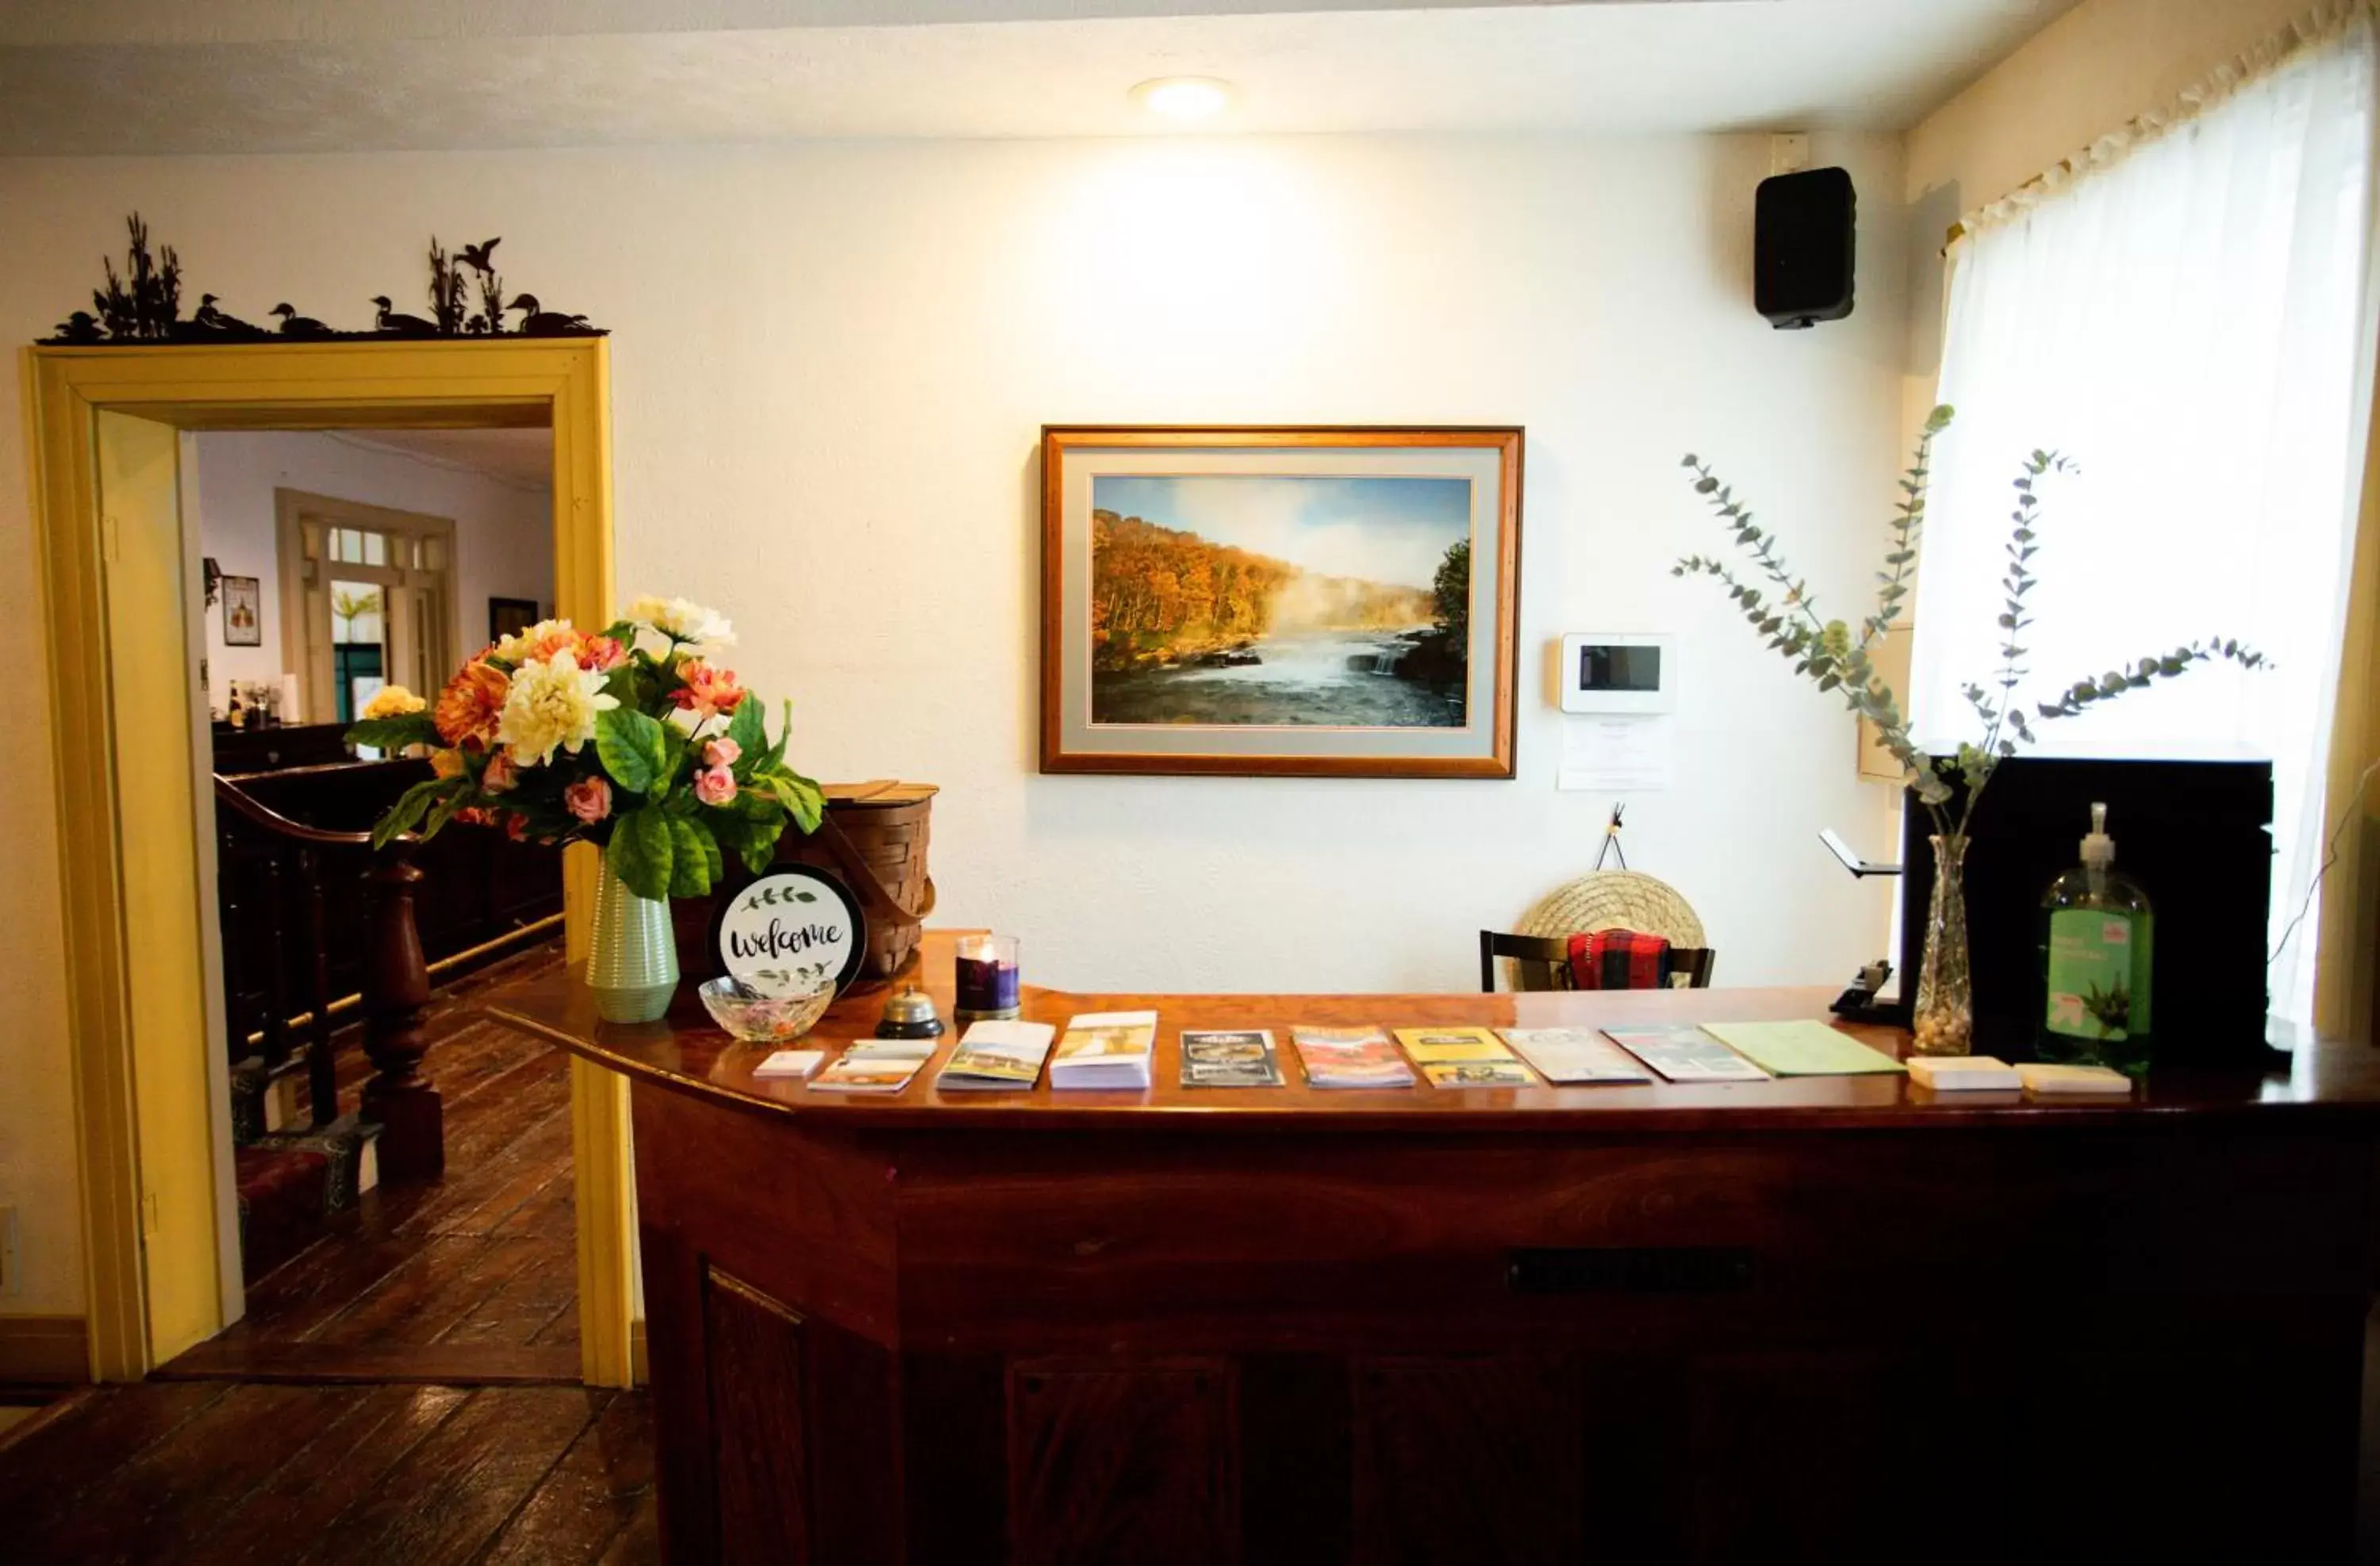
[0,943,660,1565]
[188,940,581,1376]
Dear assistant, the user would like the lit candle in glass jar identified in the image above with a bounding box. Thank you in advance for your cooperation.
[954,933,1021,1020]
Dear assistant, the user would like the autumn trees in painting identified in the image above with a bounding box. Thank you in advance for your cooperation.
[1089,510,1441,673]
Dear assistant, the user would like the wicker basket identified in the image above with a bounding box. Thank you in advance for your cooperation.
[671,781,939,989]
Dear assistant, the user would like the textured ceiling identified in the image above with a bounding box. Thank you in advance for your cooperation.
[0,1,2079,153]
[330,428,556,491]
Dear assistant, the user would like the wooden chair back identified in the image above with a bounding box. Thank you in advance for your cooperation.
[1478,930,1715,993]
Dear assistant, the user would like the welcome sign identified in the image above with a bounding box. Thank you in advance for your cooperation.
[712,866,867,996]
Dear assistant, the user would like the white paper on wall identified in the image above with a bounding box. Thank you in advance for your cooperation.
[1556,715,1672,793]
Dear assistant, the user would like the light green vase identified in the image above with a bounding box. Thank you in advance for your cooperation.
[589,861,678,1023]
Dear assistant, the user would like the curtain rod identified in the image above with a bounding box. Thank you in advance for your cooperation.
[1944,0,2374,251]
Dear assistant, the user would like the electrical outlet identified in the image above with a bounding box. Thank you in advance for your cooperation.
[0,1206,19,1295]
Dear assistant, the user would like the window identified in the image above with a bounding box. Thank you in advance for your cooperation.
[1910,13,2378,1021]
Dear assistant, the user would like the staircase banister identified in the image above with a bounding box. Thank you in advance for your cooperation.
[212,771,417,850]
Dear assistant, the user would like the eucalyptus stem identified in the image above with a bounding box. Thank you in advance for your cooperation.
[1675,406,2267,827]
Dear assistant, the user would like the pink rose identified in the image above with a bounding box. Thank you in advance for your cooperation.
[583,635,627,672]
[704,737,741,768]
[482,750,520,793]
[565,776,612,824]
[693,764,738,807]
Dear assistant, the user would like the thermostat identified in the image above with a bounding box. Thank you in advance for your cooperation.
[1560,633,1674,714]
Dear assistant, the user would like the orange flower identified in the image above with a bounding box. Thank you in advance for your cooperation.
[670,658,746,723]
[434,660,509,750]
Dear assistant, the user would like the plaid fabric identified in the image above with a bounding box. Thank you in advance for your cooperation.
[1566,928,1672,990]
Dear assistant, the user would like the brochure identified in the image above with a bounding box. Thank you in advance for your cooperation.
[1421,1058,1536,1088]
[1601,1024,1771,1084]
[1495,1027,1652,1085]
[1051,1010,1157,1090]
[1289,1025,1416,1088]
[809,1039,936,1094]
[1393,1027,1515,1065]
[936,1019,1058,1091]
[1180,1030,1285,1088]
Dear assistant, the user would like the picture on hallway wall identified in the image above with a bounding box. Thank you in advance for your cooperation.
[1042,427,1521,778]
[221,574,262,646]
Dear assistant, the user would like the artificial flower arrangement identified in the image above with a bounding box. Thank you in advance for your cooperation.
[344,596,823,901]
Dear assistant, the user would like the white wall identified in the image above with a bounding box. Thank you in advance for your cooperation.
[190,431,553,708]
[0,131,1913,1312]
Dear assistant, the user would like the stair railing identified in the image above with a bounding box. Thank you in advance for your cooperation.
[211,773,444,1179]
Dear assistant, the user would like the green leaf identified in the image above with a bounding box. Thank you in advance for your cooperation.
[666,816,719,896]
[345,712,439,752]
[423,787,474,839]
[373,777,455,849]
[595,708,671,796]
[725,696,765,765]
[605,805,674,900]
[766,772,827,835]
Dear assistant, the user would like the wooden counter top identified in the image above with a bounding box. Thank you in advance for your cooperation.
[482,931,2380,1133]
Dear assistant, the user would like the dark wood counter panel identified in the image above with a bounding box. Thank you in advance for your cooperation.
[485,935,2380,1565]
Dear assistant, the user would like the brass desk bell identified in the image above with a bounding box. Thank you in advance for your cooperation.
[876,985,946,1040]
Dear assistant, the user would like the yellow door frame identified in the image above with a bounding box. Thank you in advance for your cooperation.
[22,339,636,1385]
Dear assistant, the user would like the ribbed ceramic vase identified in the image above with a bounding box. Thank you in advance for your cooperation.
[589,861,678,1023]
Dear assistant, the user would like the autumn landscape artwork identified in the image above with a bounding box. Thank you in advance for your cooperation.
[1088,474,1474,728]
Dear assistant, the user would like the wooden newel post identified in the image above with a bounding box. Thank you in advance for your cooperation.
[361,840,443,1180]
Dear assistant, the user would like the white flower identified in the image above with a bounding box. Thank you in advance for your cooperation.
[491,616,574,666]
[359,685,426,720]
[627,594,734,649]
[494,649,619,767]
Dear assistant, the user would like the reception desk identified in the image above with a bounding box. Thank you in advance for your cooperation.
[486,935,2380,1565]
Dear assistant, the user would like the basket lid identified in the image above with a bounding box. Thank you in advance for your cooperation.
[824,780,939,807]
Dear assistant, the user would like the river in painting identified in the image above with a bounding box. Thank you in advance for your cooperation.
[1091,628,1464,727]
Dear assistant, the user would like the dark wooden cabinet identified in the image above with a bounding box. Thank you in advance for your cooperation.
[489,944,2380,1565]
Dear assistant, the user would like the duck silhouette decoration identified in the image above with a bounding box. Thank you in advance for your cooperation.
[40,214,606,345]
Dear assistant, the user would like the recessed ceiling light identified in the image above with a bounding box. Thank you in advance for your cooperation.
[1131,77,1236,121]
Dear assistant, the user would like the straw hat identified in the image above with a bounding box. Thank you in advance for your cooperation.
[1518,869,1707,947]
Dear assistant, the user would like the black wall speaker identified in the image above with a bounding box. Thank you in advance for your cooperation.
[1755,166,1856,329]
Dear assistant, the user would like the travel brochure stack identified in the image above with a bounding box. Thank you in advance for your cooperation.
[788,1009,2125,1097]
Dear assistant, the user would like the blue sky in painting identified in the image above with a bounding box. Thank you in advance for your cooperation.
[1094,474,1472,589]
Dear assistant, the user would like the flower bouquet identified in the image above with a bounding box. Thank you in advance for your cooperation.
[347,597,823,1021]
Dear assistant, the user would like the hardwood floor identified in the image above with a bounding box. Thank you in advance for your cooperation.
[0,940,659,1564]
[0,1382,656,1564]
[169,941,582,1384]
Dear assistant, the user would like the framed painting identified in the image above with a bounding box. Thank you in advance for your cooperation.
[221,574,262,646]
[1040,426,1522,777]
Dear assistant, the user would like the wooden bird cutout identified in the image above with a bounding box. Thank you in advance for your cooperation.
[371,295,440,336]
[459,238,501,274]
[271,303,333,339]
[507,293,590,336]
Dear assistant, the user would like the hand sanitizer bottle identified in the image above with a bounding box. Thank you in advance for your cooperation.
[2038,803,2155,1074]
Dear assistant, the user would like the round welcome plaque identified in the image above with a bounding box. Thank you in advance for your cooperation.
[709,866,868,996]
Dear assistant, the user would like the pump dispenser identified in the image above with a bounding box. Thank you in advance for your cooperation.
[2038,801,2155,1073]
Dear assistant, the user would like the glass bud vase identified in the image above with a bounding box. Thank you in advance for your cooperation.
[1910,834,1974,1057]
[588,859,678,1024]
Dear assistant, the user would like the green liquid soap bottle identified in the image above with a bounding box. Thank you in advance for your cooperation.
[2038,802,2155,1075]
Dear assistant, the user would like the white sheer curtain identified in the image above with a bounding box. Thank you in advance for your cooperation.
[1910,8,2379,1021]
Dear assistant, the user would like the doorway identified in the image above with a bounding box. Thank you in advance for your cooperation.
[24,340,634,1387]
[178,424,578,1378]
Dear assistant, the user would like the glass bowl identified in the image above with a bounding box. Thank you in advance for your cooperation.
[697,974,836,1043]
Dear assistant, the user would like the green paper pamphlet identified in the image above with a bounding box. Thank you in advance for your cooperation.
[1701,1020,1905,1077]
